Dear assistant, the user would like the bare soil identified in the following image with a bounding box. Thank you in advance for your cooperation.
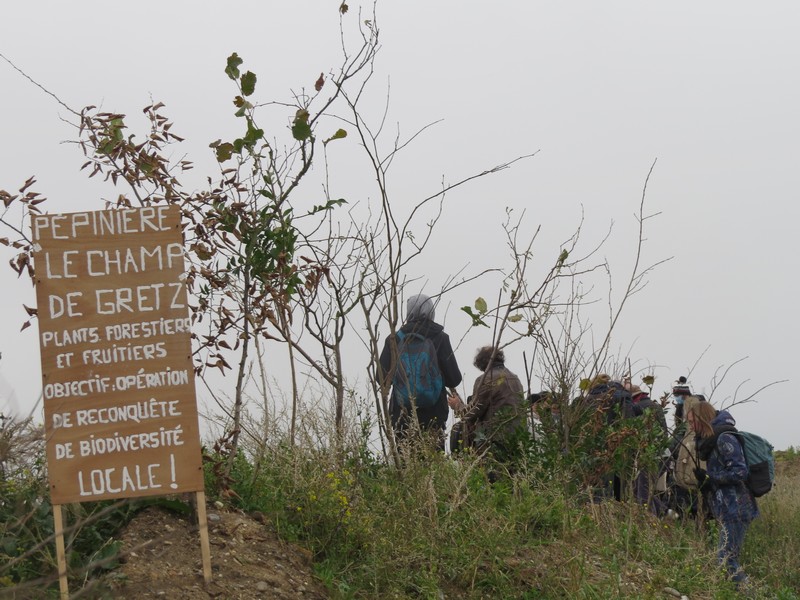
[103,505,329,599]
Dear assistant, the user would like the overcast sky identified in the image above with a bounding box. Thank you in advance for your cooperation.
[1,2,798,449]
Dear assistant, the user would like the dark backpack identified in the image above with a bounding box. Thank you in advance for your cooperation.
[733,431,776,497]
[391,331,443,410]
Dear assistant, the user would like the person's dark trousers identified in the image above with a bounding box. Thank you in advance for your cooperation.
[718,518,750,583]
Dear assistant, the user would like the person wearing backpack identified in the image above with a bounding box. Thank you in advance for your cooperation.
[447,346,526,467]
[670,395,713,520]
[688,401,759,587]
[379,294,462,448]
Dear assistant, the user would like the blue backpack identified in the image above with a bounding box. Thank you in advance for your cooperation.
[733,431,776,497]
[391,331,443,410]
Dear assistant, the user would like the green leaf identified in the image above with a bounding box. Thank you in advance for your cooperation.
[308,198,347,215]
[558,249,569,265]
[461,306,489,328]
[109,118,125,142]
[241,71,257,96]
[323,128,348,145]
[508,314,523,323]
[292,121,312,141]
[242,120,264,147]
[642,375,655,387]
[98,141,116,155]
[474,297,488,314]
[214,142,234,162]
[579,378,591,392]
[225,53,243,80]
[292,109,312,141]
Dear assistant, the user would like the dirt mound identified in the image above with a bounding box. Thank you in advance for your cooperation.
[104,504,329,599]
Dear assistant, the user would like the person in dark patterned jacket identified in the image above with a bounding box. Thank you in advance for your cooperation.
[689,401,759,586]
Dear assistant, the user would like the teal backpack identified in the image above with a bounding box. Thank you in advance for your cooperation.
[733,431,776,497]
[391,331,443,410]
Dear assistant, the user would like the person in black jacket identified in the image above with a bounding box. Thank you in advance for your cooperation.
[379,294,462,448]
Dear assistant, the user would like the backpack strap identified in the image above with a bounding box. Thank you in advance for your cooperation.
[398,331,426,343]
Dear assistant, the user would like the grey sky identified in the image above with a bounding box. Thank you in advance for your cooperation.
[1,2,798,449]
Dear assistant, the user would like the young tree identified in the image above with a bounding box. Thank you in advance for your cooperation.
[1,7,380,479]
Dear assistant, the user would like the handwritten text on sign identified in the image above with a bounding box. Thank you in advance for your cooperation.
[33,205,204,503]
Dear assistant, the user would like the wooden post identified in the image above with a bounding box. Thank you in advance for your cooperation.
[195,491,213,585]
[52,504,69,600]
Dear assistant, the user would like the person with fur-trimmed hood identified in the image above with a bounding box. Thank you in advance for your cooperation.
[379,294,462,447]
[688,401,759,587]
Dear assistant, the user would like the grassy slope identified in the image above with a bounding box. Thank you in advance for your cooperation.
[216,447,800,599]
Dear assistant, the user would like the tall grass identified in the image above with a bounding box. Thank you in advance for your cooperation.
[206,431,800,599]
[744,458,800,596]
[2,408,798,598]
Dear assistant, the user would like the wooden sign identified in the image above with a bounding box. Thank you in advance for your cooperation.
[32,205,204,504]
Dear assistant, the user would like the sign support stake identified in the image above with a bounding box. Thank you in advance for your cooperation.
[195,491,213,585]
[53,504,69,599]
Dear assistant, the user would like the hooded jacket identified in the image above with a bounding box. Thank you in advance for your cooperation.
[379,307,462,432]
[696,410,759,523]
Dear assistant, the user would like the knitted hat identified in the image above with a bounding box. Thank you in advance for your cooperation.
[672,375,691,397]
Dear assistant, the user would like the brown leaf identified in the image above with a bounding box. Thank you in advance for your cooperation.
[339,2,348,14]
[23,304,38,317]
[20,320,31,332]
[315,73,325,92]
[19,177,36,194]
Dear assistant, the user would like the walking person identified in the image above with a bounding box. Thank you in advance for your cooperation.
[688,401,758,587]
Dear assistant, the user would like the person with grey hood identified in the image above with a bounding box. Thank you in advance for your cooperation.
[379,294,462,447]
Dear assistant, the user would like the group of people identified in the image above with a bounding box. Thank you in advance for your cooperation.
[379,293,760,587]
[379,294,527,463]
